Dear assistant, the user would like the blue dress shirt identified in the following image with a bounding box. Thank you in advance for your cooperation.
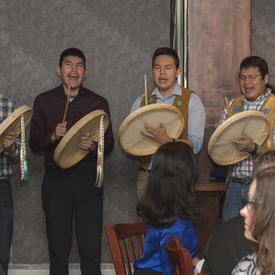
[130,82,205,154]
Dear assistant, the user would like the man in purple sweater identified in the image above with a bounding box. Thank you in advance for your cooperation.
[29,48,114,275]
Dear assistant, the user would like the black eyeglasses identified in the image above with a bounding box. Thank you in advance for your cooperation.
[246,199,259,210]
[239,75,262,82]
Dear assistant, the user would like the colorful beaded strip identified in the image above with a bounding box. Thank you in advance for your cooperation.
[95,115,105,188]
[20,115,28,181]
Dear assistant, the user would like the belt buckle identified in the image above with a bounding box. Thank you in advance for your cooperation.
[231,177,252,185]
[242,178,252,185]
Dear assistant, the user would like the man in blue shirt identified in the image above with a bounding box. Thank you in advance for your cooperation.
[131,47,206,199]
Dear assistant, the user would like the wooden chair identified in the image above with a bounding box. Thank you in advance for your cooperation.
[165,235,205,275]
[104,221,146,275]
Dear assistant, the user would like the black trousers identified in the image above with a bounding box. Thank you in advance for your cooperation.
[0,178,13,275]
[42,166,103,275]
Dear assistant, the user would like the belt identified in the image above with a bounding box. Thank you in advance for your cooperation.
[139,168,151,173]
[229,177,253,185]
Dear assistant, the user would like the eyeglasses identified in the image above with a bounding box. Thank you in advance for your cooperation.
[239,75,262,82]
[245,199,259,211]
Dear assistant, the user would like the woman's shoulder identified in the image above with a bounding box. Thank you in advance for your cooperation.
[231,253,261,275]
[146,218,194,235]
[159,218,194,234]
[174,218,194,229]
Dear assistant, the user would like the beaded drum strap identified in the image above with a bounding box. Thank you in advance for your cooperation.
[20,114,28,181]
[95,115,105,188]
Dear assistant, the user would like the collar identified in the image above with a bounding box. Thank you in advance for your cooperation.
[56,84,87,99]
[243,88,271,104]
[151,82,182,100]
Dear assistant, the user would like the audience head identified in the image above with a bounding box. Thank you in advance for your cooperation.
[240,150,275,274]
[137,142,197,227]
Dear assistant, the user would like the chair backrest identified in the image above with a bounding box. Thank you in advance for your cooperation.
[104,221,146,275]
[165,235,194,275]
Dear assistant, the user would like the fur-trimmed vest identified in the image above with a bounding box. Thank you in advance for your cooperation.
[228,93,275,150]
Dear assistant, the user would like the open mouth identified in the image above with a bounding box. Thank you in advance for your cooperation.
[244,87,255,94]
[244,84,254,90]
[68,75,78,81]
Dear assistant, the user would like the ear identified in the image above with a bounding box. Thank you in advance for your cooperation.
[56,66,61,76]
[264,74,269,85]
[176,67,181,78]
[84,68,87,79]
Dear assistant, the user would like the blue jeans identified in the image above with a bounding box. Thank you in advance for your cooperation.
[0,179,13,275]
[222,179,250,221]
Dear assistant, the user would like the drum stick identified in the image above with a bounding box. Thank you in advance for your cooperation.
[62,85,71,123]
[144,74,148,105]
[224,96,229,112]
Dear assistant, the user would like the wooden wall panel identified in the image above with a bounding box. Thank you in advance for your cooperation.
[188,0,251,179]
[187,0,251,256]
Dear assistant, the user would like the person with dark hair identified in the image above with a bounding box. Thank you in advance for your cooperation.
[218,56,275,221]
[29,48,114,275]
[0,96,20,275]
[59,47,86,67]
[232,150,275,274]
[131,47,205,199]
[133,142,199,275]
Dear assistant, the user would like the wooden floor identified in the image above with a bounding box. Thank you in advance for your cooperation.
[193,180,226,257]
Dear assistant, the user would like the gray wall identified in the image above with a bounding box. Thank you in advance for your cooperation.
[252,0,275,85]
[1,0,170,264]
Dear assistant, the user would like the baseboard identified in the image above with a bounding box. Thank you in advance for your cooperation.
[8,263,115,275]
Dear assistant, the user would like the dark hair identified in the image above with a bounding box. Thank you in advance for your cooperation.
[252,151,275,274]
[239,56,269,79]
[136,142,197,227]
[152,47,180,68]
[59,48,86,68]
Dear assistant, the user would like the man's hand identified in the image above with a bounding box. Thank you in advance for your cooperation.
[51,122,67,142]
[79,132,96,151]
[3,132,16,150]
[232,135,255,152]
[141,123,172,144]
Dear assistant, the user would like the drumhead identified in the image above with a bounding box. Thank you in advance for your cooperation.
[119,103,184,156]
[0,105,32,153]
[208,110,269,165]
[54,109,109,169]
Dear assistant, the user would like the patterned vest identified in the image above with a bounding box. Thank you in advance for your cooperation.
[228,93,275,150]
[139,88,192,170]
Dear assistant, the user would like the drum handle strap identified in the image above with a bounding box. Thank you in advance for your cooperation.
[20,114,28,181]
[95,115,105,188]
